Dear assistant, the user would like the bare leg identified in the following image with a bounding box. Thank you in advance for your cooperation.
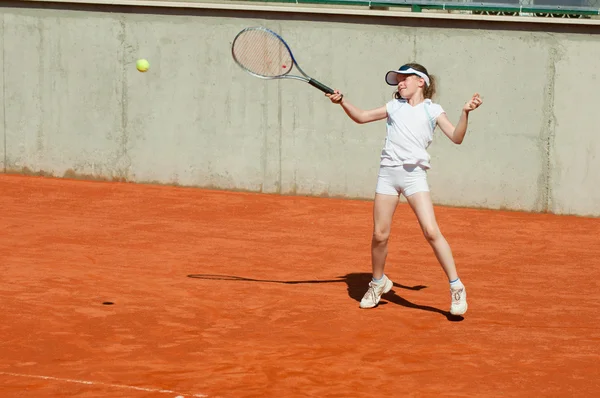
[405,191,458,281]
[371,193,400,280]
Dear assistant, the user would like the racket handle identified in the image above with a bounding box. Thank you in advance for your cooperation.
[308,78,334,94]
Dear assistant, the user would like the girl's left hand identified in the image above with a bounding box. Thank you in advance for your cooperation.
[463,93,483,113]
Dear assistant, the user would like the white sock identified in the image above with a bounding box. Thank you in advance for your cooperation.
[449,278,464,289]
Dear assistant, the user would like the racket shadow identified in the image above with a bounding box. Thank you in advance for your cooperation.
[187,272,462,321]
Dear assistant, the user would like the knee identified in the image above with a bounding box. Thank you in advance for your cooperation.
[372,228,391,245]
[422,224,441,242]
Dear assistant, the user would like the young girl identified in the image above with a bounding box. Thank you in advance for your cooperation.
[326,63,482,315]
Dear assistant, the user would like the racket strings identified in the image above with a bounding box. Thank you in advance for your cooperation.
[232,29,293,78]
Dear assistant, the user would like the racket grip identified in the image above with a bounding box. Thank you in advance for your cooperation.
[308,78,334,94]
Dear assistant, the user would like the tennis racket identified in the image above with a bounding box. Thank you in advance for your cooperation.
[231,26,336,95]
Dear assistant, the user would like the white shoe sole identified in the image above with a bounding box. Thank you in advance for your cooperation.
[450,303,468,316]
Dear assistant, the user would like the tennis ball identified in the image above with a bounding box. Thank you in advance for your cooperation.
[136,59,150,72]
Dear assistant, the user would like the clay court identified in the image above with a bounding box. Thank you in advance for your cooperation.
[1,174,599,397]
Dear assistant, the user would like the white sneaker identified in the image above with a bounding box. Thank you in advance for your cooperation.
[360,275,393,309]
[450,285,468,315]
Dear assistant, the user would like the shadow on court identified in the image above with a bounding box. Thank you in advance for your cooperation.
[187,272,463,322]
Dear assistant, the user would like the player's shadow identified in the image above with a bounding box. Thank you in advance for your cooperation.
[187,272,463,322]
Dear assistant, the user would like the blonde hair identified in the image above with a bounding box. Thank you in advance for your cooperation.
[393,62,437,100]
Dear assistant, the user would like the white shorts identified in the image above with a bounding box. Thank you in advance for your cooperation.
[375,164,430,197]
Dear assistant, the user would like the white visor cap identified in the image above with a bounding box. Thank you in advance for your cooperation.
[385,66,430,87]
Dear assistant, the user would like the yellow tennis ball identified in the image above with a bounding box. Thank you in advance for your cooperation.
[136,59,150,72]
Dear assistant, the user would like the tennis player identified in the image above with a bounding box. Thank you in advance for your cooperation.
[326,63,482,315]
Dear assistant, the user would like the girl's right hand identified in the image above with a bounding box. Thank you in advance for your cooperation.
[326,90,344,104]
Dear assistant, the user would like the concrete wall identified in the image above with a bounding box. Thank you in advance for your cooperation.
[1,2,599,217]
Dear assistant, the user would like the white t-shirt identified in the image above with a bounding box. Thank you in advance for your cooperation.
[380,98,445,169]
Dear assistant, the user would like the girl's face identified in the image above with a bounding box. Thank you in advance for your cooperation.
[397,74,425,99]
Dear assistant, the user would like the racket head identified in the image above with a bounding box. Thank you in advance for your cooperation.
[231,27,296,79]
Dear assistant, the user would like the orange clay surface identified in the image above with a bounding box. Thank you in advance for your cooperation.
[1,174,599,398]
